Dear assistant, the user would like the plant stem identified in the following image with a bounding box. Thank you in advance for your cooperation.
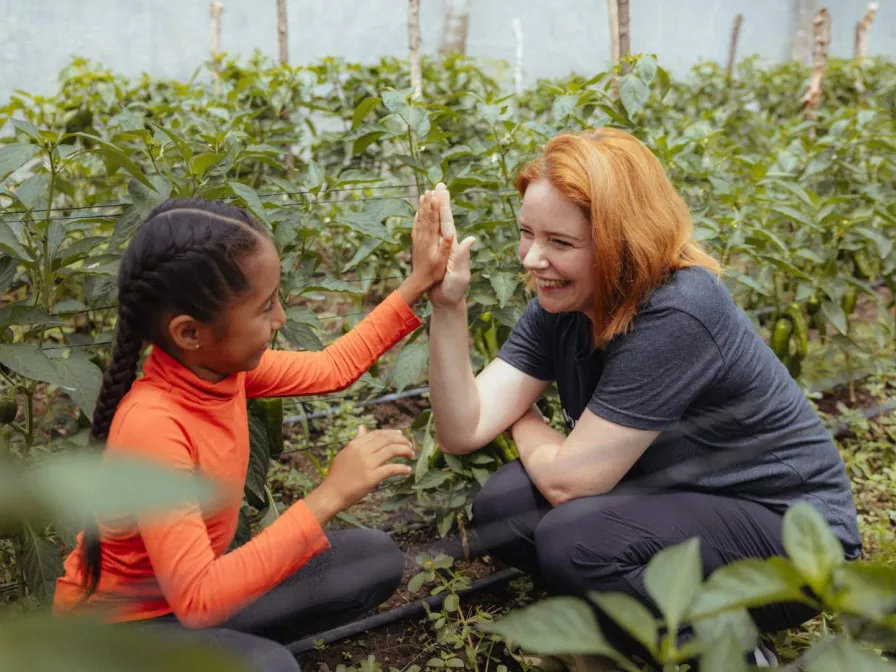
[407,125,422,198]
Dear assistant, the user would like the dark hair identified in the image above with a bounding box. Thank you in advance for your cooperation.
[82,197,269,596]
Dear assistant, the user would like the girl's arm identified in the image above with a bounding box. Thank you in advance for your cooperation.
[428,185,548,454]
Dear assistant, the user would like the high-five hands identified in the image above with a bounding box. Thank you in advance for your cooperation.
[428,183,476,307]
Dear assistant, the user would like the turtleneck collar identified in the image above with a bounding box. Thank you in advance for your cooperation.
[141,346,242,403]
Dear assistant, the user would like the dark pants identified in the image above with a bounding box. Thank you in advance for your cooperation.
[132,529,404,672]
[471,461,818,659]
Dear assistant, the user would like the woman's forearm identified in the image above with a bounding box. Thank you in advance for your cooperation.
[428,301,482,454]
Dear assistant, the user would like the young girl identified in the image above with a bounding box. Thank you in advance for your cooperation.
[54,193,452,671]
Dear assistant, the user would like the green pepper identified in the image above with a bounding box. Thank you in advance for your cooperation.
[785,303,809,359]
[785,354,802,379]
[852,250,875,281]
[806,294,821,316]
[842,285,858,315]
[771,318,793,359]
[812,312,827,341]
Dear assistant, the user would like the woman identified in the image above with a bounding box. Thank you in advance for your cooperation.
[426,129,861,662]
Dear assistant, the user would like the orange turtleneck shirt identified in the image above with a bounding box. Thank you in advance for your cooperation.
[53,291,421,628]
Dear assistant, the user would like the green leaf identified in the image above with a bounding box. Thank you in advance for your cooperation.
[552,95,578,121]
[303,278,365,294]
[245,414,271,509]
[782,502,844,595]
[18,523,64,605]
[821,301,849,336]
[0,612,252,672]
[0,143,39,181]
[643,538,702,635]
[248,397,283,458]
[352,130,387,156]
[588,591,657,654]
[688,557,808,620]
[0,304,63,329]
[692,607,758,654]
[281,321,324,351]
[75,134,153,189]
[829,563,896,621]
[382,89,407,113]
[701,632,747,672]
[0,221,33,261]
[344,237,381,272]
[619,74,649,117]
[45,353,102,418]
[151,124,194,164]
[633,54,658,84]
[803,636,893,672]
[391,342,428,394]
[352,96,382,129]
[228,181,269,224]
[489,273,518,308]
[191,152,225,180]
[107,207,142,251]
[305,161,324,194]
[480,596,616,656]
[444,593,459,613]
[408,572,426,593]
[128,177,170,221]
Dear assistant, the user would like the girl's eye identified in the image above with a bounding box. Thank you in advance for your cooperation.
[263,299,275,313]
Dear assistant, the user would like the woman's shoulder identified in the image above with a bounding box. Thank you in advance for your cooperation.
[647,266,733,315]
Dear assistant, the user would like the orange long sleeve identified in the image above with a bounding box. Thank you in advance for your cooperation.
[53,291,421,626]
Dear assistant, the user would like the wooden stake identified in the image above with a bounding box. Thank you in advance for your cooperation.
[276,0,288,65]
[854,1,879,59]
[802,8,831,120]
[408,0,422,100]
[607,0,620,64]
[727,14,744,79]
[617,0,631,72]
[512,17,524,95]
[210,0,223,57]
[790,0,816,63]
[440,0,470,55]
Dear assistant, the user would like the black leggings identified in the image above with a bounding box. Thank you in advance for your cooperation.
[471,461,818,657]
[129,528,404,672]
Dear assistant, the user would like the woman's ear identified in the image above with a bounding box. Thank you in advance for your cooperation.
[167,314,203,352]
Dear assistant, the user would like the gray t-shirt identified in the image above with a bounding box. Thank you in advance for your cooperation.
[498,267,861,557]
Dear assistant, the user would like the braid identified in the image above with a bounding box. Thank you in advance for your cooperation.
[79,196,269,598]
[89,312,143,442]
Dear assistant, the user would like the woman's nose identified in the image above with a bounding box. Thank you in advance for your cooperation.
[522,242,549,270]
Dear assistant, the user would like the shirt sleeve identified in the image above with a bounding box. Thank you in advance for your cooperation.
[587,307,725,431]
[245,290,422,398]
[495,298,555,381]
[108,406,331,629]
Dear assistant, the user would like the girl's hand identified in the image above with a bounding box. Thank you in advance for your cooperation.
[315,426,415,514]
[411,189,454,290]
[430,183,476,308]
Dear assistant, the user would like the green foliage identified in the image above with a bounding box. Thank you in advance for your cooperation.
[0,49,894,669]
[485,503,896,669]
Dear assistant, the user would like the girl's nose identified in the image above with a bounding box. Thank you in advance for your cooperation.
[272,301,287,331]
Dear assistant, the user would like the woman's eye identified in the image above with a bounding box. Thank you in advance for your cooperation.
[552,239,572,247]
[519,229,533,237]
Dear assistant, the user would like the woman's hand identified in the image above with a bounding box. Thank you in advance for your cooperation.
[397,189,454,305]
[305,426,415,525]
[429,183,476,308]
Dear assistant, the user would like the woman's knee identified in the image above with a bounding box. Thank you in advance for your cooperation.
[534,497,638,596]
[471,459,537,526]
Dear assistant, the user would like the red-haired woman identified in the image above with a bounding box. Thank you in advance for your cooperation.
[426,129,860,665]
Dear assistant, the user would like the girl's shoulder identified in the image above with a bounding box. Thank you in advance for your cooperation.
[108,383,192,451]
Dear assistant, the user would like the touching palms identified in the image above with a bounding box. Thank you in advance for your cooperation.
[429,183,476,307]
